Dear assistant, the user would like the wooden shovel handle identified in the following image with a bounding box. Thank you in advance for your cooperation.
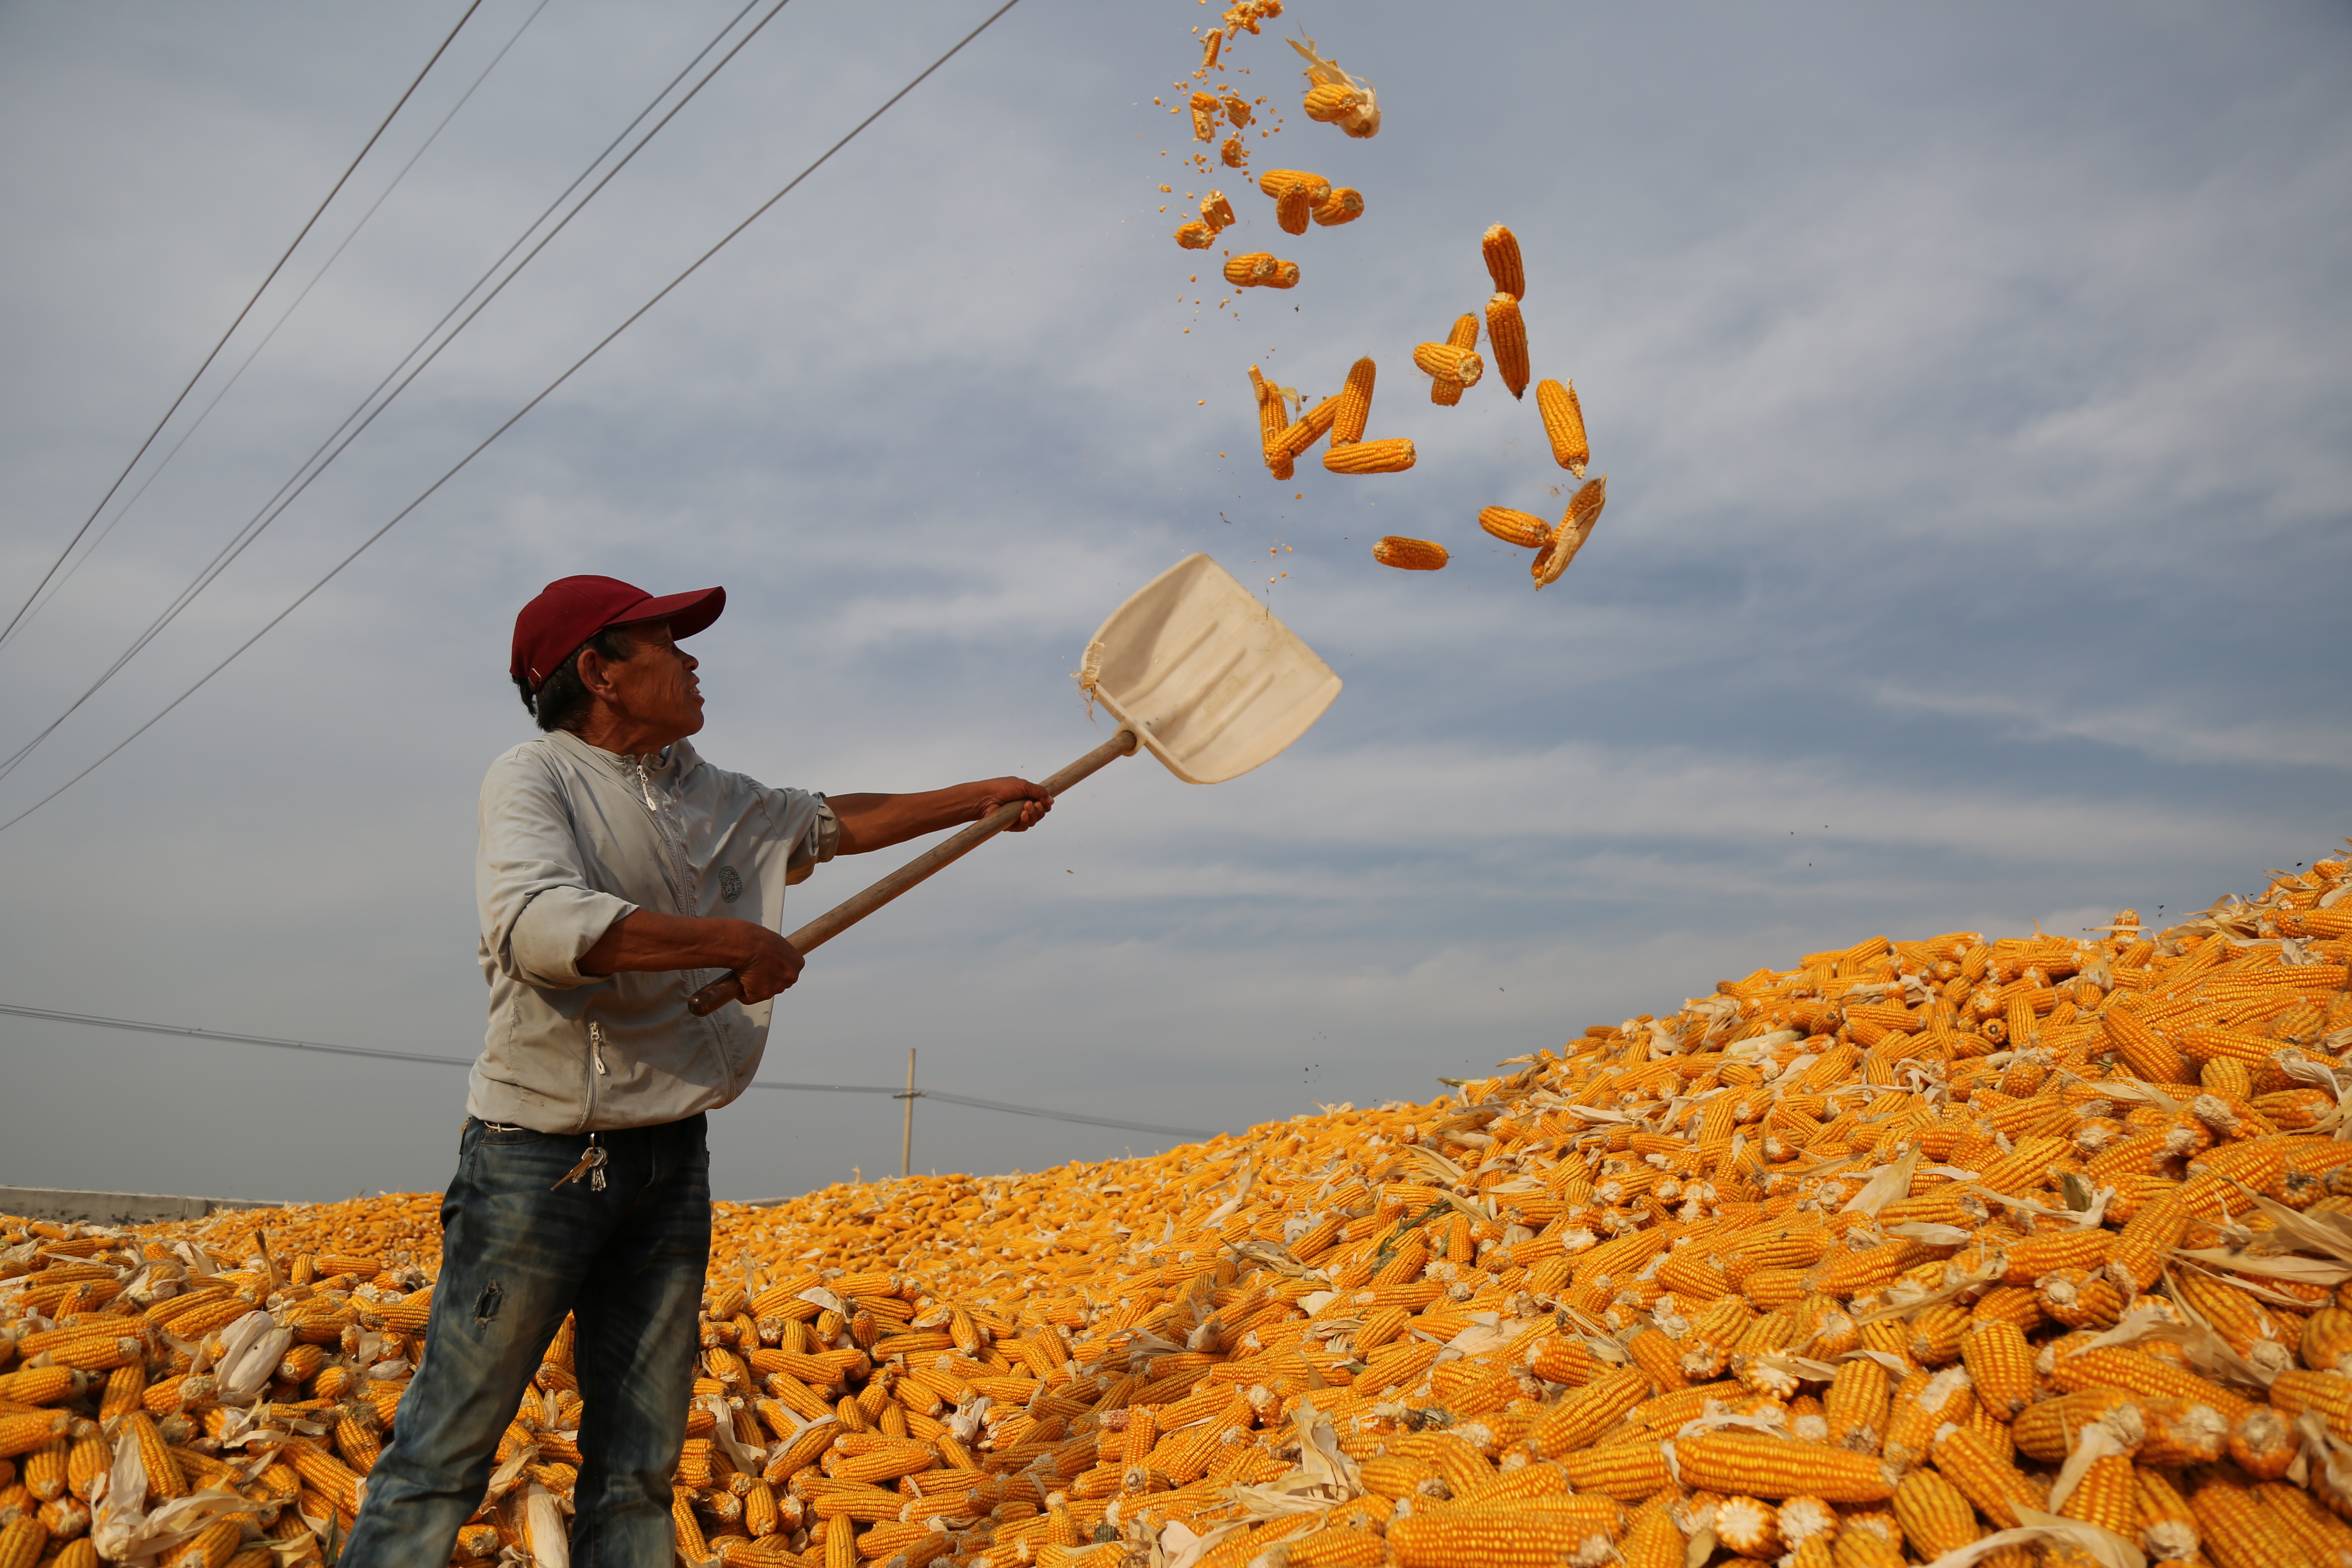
[686,728,1138,1017]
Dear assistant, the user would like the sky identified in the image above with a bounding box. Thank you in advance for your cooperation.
[2,1,2347,1205]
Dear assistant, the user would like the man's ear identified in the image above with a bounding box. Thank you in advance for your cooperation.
[575,644,618,699]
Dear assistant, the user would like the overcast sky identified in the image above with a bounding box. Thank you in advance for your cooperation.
[2,1,2347,1205]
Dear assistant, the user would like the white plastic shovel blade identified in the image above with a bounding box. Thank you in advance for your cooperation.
[1086,554,1341,784]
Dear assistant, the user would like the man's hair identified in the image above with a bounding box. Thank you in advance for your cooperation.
[515,626,635,733]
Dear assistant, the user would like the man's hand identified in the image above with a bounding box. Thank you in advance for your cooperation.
[974,776,1053,831]
[581,911,804,1000]
[831,775,1055,854]
[726,923,806,1003]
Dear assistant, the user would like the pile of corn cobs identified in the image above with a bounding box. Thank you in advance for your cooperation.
[10,853,2352,1568]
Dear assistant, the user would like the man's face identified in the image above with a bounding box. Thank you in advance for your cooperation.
[601,619,704,740]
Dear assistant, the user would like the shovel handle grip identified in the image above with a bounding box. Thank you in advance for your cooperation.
[686,728,1138,1017]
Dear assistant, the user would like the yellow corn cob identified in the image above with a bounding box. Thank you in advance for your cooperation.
[19,1442,65,1503]
[2191,1475,2303,1568]
[165,1519,244,1568]
[1829,1531,1902,1568]
[62,1432,106,1504]
[2058,1453,2136,1538]
[1882,1366,1973,1470]
[823,1512,855,1568]
[1174,222,1215,250]
[1713,1493,1782,1556]
[1223,253,1277,288]
[1533,1364,1651,1459]
[0,1415,68,1463]
[1481,225,1526,300]
[1824,1358,1891,1454]
[127,1412,187,1503]
[1998,1228,2113,1283]
[831,1445,936,1485]
[1535,378,1589,475]
[1256,169,1334,206]
[1672,1435,1893,1502]
[1927,1428,2042,1530]
[1484,295,1530,401]
[1617,1510,1682,1568]
[1882,1476,1976,1561]
[53,1541,100,1568]
[1276,191,1312,234]
[1478,507,1551,550]
[0,1520,47,1568]
[2254,1481,2352,1568]
[1411,342,1483,389]
[1222,93,1252,129]
[1904,1303,1970,1368]
[2304,1306,2352,1372]
[1311,187,1364,227]
[1957,1318,2034,1420]
[1535,475,1607,590]
[2052,1347,2253,1423]
[0,1369,80,1409]
[1270,393,1342,461]
[1556,1440,1674,1499]
[1221,135,1248,169]
[1302,83,1361,122]
[1331,358,1376,446]
[2133,1466,2199,1563]
[1330,442,1418,478]
[1387,1512,1622,1568]
[1199,192,1235,232]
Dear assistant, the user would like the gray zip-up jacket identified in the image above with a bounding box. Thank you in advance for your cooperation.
[469,728,836,1131]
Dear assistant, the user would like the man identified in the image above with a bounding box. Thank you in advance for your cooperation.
[343,575,1051,1568]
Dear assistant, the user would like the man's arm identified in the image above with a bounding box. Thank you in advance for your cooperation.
[828,777,1052,855]
[580,911,804,1001]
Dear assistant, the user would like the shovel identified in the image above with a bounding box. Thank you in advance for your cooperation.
[686,553,1342,1016]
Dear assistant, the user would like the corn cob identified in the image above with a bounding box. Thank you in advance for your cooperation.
[1174,222,1216,250]
[1484,295,1530,401]
[1534,476,1607,590]
[1528,383,1591,487]
[1411,342,1483,390]
[1311,188,1363,227]
[1329,441,1417,477]
[1670,1435,1893,1502]
[1481,225,1526,300]
[1331,358,1376,446]
[0,1520,47,1568]
[1478,508,1552,550]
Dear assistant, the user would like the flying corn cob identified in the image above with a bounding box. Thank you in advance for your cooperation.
[1200,192,1236,232]
[1289,36,1379,138]
[1534,476,1606,590]
[1312,188,1364,227]
[1370,536,1445,570]
[1221,136,1248,169]
[1331,358,1376,446]
[1482,224,1526,299]
[1174,222,1216,251]
[1327,439,1417,476]
[1223,253,1282,288]
[1477,507,1551,550]
[1412,342,1483,390]
[1484,294,1530,401]
[1428,315,1480,406]
[1535,378,1590,475]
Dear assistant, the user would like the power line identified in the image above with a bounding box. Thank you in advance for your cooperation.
[3,0,556,641]
[0,1000,1217,1140]
[0,0,1024,837]
[0,0,788,790]
[0,0,487,653]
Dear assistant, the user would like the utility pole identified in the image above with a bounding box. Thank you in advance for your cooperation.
[901,1048,916,1178]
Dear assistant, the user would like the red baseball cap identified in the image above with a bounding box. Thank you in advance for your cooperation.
[510,575,726,690]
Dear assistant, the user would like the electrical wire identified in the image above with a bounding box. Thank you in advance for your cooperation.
[0,1000,1218,1140]
[4,0,556,640]
[0,0,790,790]
[0,0,1025,836]
[0,0,487,653]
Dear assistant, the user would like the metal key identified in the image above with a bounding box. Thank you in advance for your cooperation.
[552,1134,608,1192]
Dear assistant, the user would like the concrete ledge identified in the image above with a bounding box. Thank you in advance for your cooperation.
[0,1186,287,1226]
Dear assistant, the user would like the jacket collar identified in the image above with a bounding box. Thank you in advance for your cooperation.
[545,727,701,782]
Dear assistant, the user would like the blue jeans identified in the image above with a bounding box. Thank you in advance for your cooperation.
[342,1115,711,1568]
